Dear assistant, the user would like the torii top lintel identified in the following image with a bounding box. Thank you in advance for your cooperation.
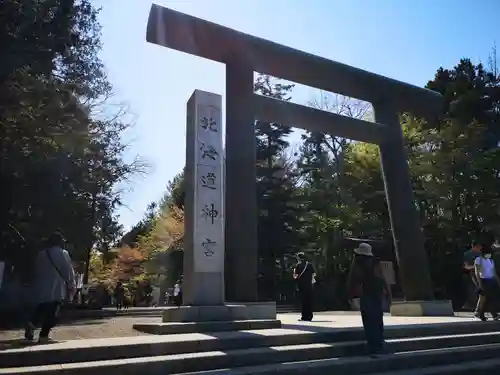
[146,4,442,119]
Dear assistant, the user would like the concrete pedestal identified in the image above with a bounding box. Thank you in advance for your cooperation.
[162,302,278,322]
[133,302,281,334]
[390,300,454,317]
[134,318,281,335]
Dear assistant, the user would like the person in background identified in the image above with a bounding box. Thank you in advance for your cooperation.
[173,278,183,307]
[144,280,153,306]
[24,232,75,343]
[133,280,141,307]
[292,252,316,322]
[114,282,125,311]
[463,240,483,316]
[347,243,391,357]
[123,289,131,310]
[474,246,500,321]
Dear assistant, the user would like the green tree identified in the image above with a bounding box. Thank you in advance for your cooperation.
[0,1,144,275]
[159,170,185,210]
[298,93,373,278]
[410,54,500,299]
[254,74,302,300]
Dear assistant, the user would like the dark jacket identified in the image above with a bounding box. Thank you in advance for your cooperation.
[294,260,315,289]
[347,255,385,298]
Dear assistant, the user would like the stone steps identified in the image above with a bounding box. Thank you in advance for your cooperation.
[175,345,500,375]
[368,358,500,375]
[1,320,498,368]
[2,321,500,374]
[3,341,500,375]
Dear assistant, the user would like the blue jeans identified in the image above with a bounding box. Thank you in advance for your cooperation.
[360,294,385,354]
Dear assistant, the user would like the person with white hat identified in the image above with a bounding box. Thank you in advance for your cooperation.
[347,242,391,357]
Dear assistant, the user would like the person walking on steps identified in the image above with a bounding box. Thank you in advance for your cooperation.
[475,245,500,321]
[293,252,316,322]
[347,243,392,358]
[463,240,484,316]
[24,232,76,343]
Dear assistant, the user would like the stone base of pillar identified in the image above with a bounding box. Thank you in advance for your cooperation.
[162,302,278,322]
[133,318,281,335]
[390,300,454,317]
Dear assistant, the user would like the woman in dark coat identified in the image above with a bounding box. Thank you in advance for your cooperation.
[347,243,391,357]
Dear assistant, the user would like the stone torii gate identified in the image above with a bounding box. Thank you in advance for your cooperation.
[147,4,452,316]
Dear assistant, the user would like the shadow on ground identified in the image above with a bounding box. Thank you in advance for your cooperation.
[0,315,112,330]
[0,338,68,351]
[0,338,35,351]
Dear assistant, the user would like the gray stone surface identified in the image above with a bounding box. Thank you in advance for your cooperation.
[133,319,281,334]
[146,4,442,119]
[184,90,224,306]
[0,312,483,344]
[3,315,500,374]
[225,64,258,303]
[4,348,500,375]
[376,104,434,301]
[162,302,277,322]
[390,300,455,317]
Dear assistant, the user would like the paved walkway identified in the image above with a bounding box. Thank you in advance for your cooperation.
[0,311,477,344]
[0,316,154,342]
[281,312,476,328]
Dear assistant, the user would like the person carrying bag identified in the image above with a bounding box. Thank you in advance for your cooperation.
[293,252,316,321]
[24,232,76,343]
[347,243,391,357]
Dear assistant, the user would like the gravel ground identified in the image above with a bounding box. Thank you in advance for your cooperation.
[0,316,158,342]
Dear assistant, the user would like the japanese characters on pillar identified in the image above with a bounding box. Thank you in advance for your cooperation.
[194,91,224,273]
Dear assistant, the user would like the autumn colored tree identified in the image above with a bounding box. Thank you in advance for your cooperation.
[88,250,112,282]
[109,246,145,282]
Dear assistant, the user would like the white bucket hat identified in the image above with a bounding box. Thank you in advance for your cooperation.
[353,242,373,257]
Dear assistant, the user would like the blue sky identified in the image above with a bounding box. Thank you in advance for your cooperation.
[92,0,499,231]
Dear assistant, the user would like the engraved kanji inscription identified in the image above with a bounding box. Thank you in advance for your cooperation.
[200,116,217,132]
[200,172,217,190]
[201,238,216,257]
[201,203,219,224]
[199,142,219,161]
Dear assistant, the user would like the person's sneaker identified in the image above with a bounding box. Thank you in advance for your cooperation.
[24,323,35,341]
[492,315,500,321]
